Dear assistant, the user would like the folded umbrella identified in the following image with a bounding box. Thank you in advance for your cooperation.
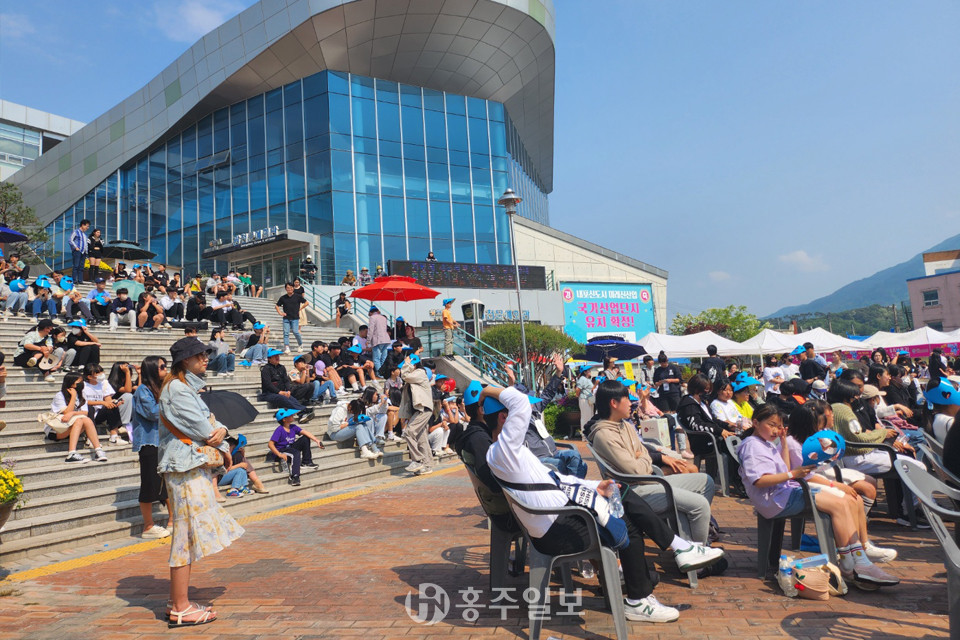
[199,389,259,430]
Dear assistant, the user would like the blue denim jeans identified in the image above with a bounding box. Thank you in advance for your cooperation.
[539,449,588,479]
[4,291,28,313]
[32,297,57,318]
[329,421,376,448]
[208,352,235,372]
[71,249,85,284]
[218,467,248,490]
[282,318,301,347]
[310,379,336,402]
[373,343,391,372]
[244,343,269,362]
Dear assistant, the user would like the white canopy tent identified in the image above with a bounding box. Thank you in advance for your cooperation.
[636,330,744,359]
[736,329,799,355]
[865,327,960,350]
[791,327,871,353]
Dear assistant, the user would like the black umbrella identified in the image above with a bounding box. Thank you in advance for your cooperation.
[581,336,648,362]
[100,240,156,261]
[199,389,259,430]
[0,226,27,244]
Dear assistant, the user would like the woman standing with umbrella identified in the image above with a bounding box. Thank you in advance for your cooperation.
[159,337,244,628]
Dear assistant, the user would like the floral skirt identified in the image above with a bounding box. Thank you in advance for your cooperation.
[165,466,244,567]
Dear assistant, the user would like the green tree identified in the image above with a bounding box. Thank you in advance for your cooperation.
[670,305,772,342]
[480,323,579,385]
[0,182,48,253]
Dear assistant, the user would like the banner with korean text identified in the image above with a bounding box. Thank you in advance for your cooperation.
[559,282,655,344]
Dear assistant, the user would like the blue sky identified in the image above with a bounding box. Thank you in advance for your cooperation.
[2,1,958,320]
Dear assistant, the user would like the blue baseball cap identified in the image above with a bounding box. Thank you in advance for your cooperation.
[424,367,433,381]
[274,408,299,422]
[67,319,87,328]
[435,374,447,381]
[396,316,404,322]
[9,278,27,292]
[577,364,596,376]
[925,379,960,408]
[347,345,362,354]
[369,306,378,313]
[407,354,421,366]
[35,275,51,289]
[253,322,266,330]
[293,354,306,363]
[629,394,639,402]
[732,376,761,392]
[463,380,483,406]
[60,276,74,291]
[230,434,248,456]
[349,414,372,425]
[897,350,909,355]
[443,298,455,305]
[789,345,805,356]
[482,389,543,414]
[267,348,284,358]
[594,375,607,384]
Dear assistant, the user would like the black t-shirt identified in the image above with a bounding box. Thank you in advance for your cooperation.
[276,293,305,320]
[336,351,356,368]
[798,358,827,381]
[699,357,726,385]
[244,333,262,350]
[319,353,335,367]
[653,364,683,396]
[153,271,169,286]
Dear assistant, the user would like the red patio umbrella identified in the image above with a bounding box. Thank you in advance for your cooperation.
[350,275,441,317]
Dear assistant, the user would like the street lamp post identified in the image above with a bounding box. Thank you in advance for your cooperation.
[497,188,531,390]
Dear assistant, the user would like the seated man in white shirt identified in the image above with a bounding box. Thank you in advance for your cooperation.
[210,291,244,328]
[160,289,184,321]
[483,383,722,624]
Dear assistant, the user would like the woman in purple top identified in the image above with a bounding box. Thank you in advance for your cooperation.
[737,404,900,588]
[267,409,324,487]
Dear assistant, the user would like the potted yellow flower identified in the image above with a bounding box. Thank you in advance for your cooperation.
[0,456,24,541]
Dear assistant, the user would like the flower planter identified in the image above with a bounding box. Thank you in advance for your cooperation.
[0,501,14,542]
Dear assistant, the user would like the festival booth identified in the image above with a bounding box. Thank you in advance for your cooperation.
[791,327,870,354]
[637,330,743,358]
[736,328,799,355]
[863,327,960,359]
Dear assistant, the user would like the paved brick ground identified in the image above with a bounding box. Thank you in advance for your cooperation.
[0,447,951,640]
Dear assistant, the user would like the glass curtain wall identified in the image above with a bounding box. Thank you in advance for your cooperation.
[42,71,548,283]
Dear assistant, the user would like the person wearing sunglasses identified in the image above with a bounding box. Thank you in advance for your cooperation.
[132,356,171,540]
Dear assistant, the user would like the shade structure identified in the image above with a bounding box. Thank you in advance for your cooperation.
[791,327,870,353]
[100,241,156,261]
[0,226,27,244]
[736,328,799,355]
[637,330,743,359]
[865,327,960,350]
[350,275,440,316]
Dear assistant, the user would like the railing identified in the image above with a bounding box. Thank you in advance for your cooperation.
[420,326,513,387]
[300,285,393,326]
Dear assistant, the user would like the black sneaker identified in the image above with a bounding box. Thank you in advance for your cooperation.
[299,410,315,423]
[303,462,319,470]
[896,511,932,530]
[64,452,88,464]
[288,476,301,486]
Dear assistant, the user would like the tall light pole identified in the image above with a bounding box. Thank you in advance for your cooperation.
[498,188,531,390]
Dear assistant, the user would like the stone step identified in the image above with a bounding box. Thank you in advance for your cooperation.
[0,456,456,563]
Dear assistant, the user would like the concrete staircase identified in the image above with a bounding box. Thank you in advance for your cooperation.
[0,293,449,563]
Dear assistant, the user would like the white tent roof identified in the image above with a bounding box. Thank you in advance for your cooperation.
[791,327,871,353]
[637,330,743,359]
[865,327,960,349]
[736,329,799,355]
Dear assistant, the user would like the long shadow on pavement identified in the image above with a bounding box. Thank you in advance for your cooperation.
[115,575,226,621]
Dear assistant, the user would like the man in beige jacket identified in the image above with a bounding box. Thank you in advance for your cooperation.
[588,380,717,545]
[400,354,434,475]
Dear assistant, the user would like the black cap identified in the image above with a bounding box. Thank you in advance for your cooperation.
[38,318,55,330]
[169,336,214,365]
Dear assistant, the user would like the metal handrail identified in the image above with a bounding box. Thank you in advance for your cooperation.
[421,326,513,387]
[300,284,393,326]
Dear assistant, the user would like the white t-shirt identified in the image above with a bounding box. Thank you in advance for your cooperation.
[710,398,741,426]
[82,380,116,417]
[781,363,799,381]
[933,413,955,443]
[160,295,180,311]
[762,367,784,394]
[51,391,88,415]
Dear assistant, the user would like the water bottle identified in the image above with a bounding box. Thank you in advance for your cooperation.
[280,457,290,475]
[777,555,798,597]
[607,484,624,518]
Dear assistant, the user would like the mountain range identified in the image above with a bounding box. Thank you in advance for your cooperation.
[766,232,960,318]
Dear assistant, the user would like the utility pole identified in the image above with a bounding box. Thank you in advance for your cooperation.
[892,304,899,333]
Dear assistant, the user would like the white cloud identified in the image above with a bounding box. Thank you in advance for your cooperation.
[153,0,246,43]
[778,250,829,273]
[0,13,37,40]
[708,270,731,282]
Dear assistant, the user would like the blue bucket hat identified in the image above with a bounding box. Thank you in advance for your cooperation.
[274,408,299,423]
[253,322,266,330]
[230,434,247,456]
[267,348,284,358]
[67,319,87,328]
[732,376,761,392]
[463,380,483,406]
[789,345,805,356]
[349,414,372,426]
[347,345,362,354]
[443,298,455,306]
[925,379,960,409]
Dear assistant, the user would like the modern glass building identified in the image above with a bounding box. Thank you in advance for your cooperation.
[0,100,85,181]
[9,0,556,287]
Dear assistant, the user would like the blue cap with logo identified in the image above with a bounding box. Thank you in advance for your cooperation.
[60,276,74,291]
[67,319,87,328]
[732,376,761,392]
[443,298,455,306]
[407,354,421,366]
[9,278,27,292]
[274,408,299,423]
[789,345,805,356]
[925,379,960,409]
[267,348,284,358]
[253,322,266,330]
[347,345,362,354]
[463,380,484,406]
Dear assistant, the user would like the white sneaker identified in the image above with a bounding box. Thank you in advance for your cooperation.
[674,543,725,572]
[141,525,171,539]
[284,347,291,354]
[360,444,378,460]
[375,447,384,459]
[297,345,304,353]
[94,449,108,462]
[624,595,679,623]
[109,434,119,445]
[1,310,7,322]
[405,462,424,473]
[864,541,898,563]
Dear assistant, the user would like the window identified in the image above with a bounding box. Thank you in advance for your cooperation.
[929,321,944,331]
[923,290,940,307]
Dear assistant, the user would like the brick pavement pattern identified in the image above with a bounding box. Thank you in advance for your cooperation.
[0,450,951,640]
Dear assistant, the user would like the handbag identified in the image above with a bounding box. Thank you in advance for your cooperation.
[159,411,224,470]
[37,411,74,434]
